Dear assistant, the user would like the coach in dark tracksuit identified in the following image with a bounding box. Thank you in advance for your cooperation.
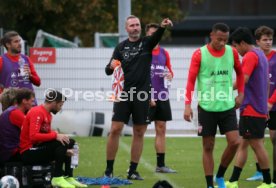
[104,15,173,180]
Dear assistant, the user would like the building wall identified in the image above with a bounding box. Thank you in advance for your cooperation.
[179,0,276,16]
[171,0,276,45]
[33,47,234,136]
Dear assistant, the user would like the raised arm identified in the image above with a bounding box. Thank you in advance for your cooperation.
[147,18,173,50]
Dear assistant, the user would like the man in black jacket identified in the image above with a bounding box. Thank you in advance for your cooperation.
[105,15,173,180]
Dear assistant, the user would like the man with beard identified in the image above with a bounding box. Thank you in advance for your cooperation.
[19,89,87,188]
[105,15,173,180]
[0,31,40,106]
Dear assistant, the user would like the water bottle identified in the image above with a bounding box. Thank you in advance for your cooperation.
[163,68,172,89]
[71,143,79,168]
[18,56,27,77]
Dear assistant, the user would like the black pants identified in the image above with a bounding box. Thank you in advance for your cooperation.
[21,139,75,177]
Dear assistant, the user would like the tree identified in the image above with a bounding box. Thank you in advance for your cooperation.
[0,0,183,47]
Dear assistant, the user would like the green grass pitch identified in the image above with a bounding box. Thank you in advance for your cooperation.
[73,137,273,188]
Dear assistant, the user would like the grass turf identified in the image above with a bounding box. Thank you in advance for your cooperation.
[73,137,273,188]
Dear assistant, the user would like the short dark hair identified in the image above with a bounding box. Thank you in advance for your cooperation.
[45,89,66,103]
[255,25,274,40]
[212,23,230,33]
[145,23,159,33]
[230,27,254,45]
[16,88,35,104]
[0,31,19,50]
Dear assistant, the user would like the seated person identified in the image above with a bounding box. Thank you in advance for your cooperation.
[19,89,87,188]
[0,88,18,112]
[0,88,34,165]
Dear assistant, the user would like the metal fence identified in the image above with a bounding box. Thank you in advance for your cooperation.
[33,47,238,135]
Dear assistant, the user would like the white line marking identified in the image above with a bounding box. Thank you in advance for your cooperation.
[120,140,182,188]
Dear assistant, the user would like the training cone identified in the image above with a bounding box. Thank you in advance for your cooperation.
[101,185,110,188]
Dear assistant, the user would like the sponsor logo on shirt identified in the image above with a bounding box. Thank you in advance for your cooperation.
[11,72,17,78]
[10,79,18,87]
[210,70,229,76]
[123,52,130,59]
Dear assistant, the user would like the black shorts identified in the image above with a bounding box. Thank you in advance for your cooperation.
[267,111,276,130]
[149,100,172,122]
[198,105,238,136]
[239,116,266,139]
[112,99,150,125]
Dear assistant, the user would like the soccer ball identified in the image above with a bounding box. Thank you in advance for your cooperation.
[0,175,20,188]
